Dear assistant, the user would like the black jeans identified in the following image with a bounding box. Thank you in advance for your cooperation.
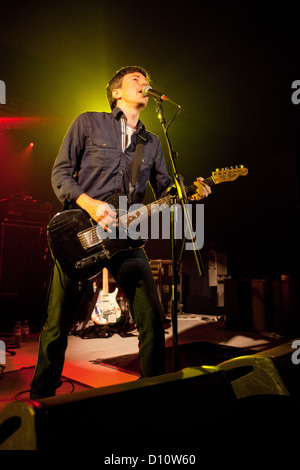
[30,249,166,399]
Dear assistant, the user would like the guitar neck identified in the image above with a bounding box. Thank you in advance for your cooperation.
[119,166,247,228]
[125,178,214,225]
[199,176,215,188]
[185,176,215,195]
[102,268,109,294]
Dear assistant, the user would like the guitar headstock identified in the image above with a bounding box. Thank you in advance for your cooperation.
[211,165,248,184]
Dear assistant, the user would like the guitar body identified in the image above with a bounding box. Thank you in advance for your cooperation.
[91,288,122,325]
[47,192,145,281]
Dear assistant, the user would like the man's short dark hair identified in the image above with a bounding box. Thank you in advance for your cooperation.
[106,66,150,110]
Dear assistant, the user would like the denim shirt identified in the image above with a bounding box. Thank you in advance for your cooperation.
[51,107,172,208]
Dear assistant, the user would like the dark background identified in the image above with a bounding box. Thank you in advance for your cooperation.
[1,1,300,325]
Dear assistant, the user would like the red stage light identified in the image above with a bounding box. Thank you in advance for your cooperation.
[0,117,47,128]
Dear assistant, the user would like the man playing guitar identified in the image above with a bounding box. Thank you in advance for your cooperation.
[30,66,210,399]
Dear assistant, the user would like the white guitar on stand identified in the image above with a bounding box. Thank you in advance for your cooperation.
[91,268,122,325]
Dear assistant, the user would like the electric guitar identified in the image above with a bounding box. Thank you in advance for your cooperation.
[47,166,248,281]
[91,268,122,325]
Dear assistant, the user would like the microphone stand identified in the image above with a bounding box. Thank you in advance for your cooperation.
[155,99,204,372]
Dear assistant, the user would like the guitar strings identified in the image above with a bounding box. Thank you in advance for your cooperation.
[82,171,241,231]
[118,178,214,225]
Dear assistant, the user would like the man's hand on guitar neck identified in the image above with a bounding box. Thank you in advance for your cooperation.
[76,193,117,232]
[190,177,211,200]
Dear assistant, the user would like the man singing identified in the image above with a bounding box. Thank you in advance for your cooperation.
[30,66,211,399]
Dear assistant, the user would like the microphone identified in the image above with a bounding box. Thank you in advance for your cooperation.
[142,85,170,102]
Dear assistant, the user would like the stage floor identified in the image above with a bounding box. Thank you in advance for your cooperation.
[0,314,285,412]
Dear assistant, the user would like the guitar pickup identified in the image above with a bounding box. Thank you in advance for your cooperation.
[77,227,101,249]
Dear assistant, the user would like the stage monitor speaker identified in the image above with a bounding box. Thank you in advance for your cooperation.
[218,340,300,444]
[0,366,237,451]
[218,340,300,399]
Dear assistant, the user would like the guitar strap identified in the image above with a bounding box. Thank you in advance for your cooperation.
[128,130,146,204]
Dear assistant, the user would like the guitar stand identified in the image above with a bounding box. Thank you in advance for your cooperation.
[155,99,204,372]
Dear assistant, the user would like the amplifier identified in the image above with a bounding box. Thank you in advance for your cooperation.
[150,259,183,315]
[0,221,52,327]
[0,196,52,225]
